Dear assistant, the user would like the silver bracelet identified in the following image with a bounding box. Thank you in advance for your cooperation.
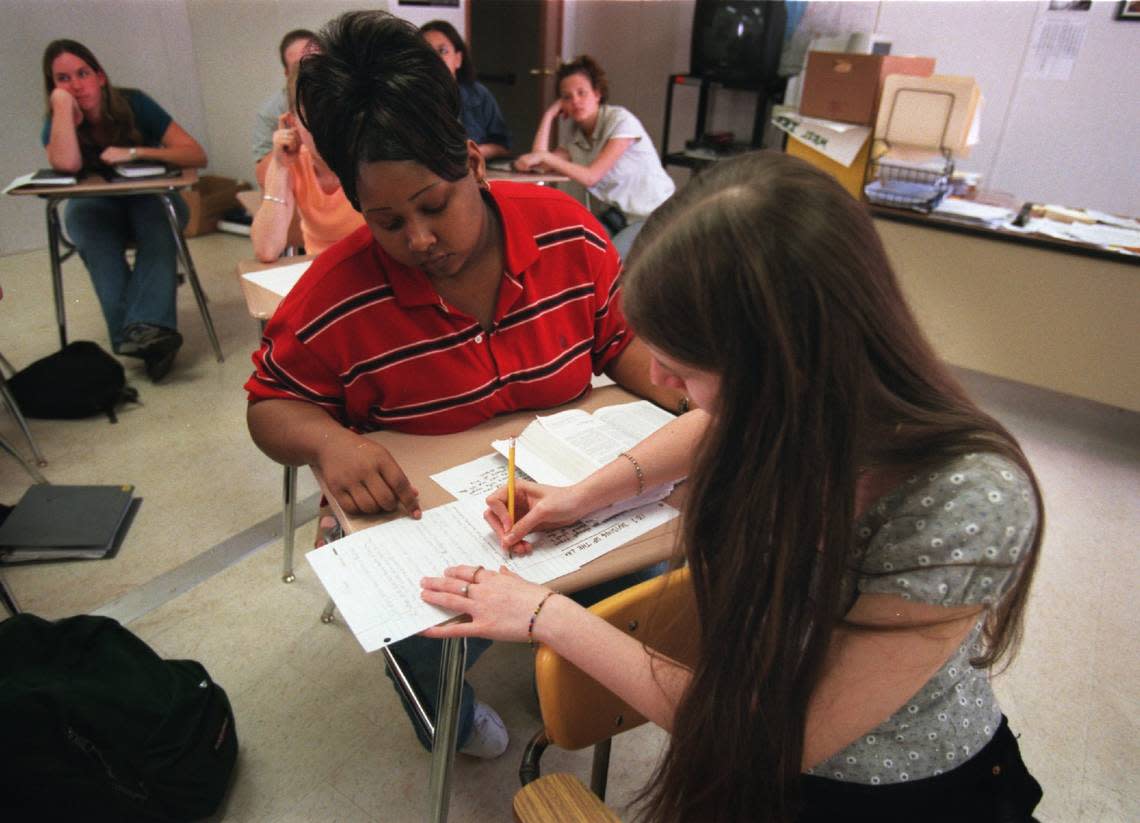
[619,451,645,496]
[261,194,287,205]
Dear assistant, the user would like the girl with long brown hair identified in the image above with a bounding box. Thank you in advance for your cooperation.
[421,151,1044,821]
[41,39,207,381]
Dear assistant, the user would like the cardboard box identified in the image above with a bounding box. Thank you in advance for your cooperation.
[183,175,250,237]
[786,133,871,200]
[875,74,981,156]
[800,52,935,125]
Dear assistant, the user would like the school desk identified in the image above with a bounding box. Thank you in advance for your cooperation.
[315,383,684,823]
[486,166,571,185]
[8,169,224,362]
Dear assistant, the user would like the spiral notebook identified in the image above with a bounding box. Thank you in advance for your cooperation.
[0,484,137,561]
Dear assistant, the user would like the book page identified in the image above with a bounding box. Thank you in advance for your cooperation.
[592,401,676,442]
[306,496,678,652]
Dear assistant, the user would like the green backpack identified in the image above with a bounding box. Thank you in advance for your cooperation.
[0,613,237,821]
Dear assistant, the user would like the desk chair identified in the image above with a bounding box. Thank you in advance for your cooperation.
[513,566,696,821]
[48,196,224,362]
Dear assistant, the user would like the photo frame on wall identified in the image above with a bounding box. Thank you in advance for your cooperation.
[1117,1,1140,20]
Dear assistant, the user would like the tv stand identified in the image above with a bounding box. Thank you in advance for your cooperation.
[661,74,782,170]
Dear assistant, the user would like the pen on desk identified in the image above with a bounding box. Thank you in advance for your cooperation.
[507,436,517,558]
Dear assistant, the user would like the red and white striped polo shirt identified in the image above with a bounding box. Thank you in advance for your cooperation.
[245,182,633,435]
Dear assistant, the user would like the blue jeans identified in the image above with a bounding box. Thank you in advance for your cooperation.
[63,193,188,350]
[386,560,669,751]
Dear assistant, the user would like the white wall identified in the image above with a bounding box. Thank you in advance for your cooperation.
[0,0,207,255]
[0,0,466,256]
[185,0,467,190]
[3,1,1134,256]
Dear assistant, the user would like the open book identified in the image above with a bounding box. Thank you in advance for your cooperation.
[492,400,675,486]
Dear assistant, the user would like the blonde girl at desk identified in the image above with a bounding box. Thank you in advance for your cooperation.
[250,59,364,262]
[422,151,1045,821]
[42,39,207,382]
[513,55,674,258]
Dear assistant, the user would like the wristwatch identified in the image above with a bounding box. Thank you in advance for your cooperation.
[128,147,138,161]
[677,395,690,415]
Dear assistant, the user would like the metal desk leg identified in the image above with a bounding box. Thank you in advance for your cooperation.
[282,465,298,583]
[158,193,224,362]
[45,200,68,349]
[0,572,19,616]
[428,637,467,823]
[0,433,48,484]
[0,378,47,467]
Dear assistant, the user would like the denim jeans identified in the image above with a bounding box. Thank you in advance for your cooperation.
[63,193,188,350]
[385,560,669,751]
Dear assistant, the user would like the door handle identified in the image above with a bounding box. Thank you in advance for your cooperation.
[528,68,555,76]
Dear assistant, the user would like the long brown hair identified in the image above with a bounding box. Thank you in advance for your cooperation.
[623,151,1042,821]
[42,39,143,167]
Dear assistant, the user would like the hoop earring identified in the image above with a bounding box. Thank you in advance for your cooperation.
[477,176,491,191]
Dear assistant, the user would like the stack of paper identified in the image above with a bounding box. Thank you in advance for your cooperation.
[932,198,1016,227]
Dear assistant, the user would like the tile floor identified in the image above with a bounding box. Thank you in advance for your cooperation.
[0,232,1136,821]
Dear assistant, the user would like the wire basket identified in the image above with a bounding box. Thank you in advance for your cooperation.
[864,150,954,212]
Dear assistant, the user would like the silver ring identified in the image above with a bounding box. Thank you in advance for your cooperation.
[462,583,470,597]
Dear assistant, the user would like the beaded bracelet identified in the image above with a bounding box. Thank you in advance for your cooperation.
[619,451,645,496]
[261,194,287,205]
[528,590,556,649]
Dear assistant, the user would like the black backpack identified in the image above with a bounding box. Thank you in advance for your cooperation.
[7,341,140,423]
[0,613,238,821]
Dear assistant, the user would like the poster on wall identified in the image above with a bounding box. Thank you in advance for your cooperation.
[1024,15,1087,80]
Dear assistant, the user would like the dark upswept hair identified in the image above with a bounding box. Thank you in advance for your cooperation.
[42,39,143,167]
[556,54,608,103]
[297,11,469,210]
[418,19,475,85]
[277,28,316,69]
[623,151,1043,822]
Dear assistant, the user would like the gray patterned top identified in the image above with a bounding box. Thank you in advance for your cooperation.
[807,452,1038,785]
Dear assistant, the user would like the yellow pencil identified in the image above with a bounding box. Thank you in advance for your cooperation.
[507,436,517,527]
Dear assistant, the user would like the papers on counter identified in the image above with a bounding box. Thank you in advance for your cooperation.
[932,198,1015,227]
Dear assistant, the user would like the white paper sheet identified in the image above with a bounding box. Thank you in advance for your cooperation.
[770,106,871,169]
[1024,18,1086,81]
[307,497,678,652]
[430,453,533,500]
[241,260,311,298]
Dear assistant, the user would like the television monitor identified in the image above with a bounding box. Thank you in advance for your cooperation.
[690,0,788,88]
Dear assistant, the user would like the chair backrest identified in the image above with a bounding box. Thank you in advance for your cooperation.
[535,565,697,751]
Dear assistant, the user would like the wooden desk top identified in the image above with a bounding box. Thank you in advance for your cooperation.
[9,168,199,198]
[236,255,314,320]
[487,168,571,185]
[318,383,684,595]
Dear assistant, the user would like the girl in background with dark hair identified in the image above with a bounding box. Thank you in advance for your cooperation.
[514,54,674,258]
[245,10,685,763]
[422,151,1045,821]
[419,20,510,160]
[41,39,207,381]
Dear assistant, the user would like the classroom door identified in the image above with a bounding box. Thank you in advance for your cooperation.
[469,0,563,153]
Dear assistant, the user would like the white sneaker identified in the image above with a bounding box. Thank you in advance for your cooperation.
[459,701,509,759]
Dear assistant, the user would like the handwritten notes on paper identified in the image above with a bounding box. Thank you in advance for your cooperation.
[307,496,678,652]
